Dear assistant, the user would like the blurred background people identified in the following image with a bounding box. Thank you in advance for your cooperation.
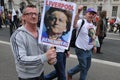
[96,10,107,54]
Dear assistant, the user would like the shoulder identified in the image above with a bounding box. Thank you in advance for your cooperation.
[77,19,85,27]
[78,19,84,24]
[10,26,27,40]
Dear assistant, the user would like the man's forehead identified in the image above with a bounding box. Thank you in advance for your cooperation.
[26,8,38,12]
[26,7,37,10]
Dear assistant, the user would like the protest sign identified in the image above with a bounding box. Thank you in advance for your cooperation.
[38,0,76,49]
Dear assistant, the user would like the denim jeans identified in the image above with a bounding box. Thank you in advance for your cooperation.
[68,47,92,80]
[44,52,66,80]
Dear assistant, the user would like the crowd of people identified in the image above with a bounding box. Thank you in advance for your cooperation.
[0,1,119,80]
[108,17,120,33]
[0,8,41,36]
[0,9,21,35]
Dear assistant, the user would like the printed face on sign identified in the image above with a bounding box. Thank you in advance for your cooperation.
[44,7,72,42]
[88,28,96,45]
[49,11,67,36]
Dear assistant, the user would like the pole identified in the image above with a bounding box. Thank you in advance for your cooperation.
[40,0,42,13]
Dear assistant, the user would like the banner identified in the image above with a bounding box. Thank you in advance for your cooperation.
[12,8,16,21]
[38,0,76,49]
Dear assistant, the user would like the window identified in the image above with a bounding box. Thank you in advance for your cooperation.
[113,0,119,1]
[71,0,77,2]
[83,0,87,2]
[97,6,102,12]
[112,6,118,17]
[98,0,103,1]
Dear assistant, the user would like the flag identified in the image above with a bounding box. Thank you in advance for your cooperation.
[115,17,120,24]
[0,6,2,13]
[12,8,16,21]
[17,9,22,18]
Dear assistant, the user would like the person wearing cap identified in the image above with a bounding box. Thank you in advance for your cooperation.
[67,6,97,80]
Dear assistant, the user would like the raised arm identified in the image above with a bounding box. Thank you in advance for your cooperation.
[74,5,83,28]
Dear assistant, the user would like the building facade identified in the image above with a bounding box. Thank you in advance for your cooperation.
[2,0,120,18]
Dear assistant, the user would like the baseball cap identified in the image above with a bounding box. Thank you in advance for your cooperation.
[86,8,97,14]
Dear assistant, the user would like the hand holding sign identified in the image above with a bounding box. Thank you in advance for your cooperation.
[46,46,57,65]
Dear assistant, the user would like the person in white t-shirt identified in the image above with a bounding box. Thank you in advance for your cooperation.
[67,6,97,80]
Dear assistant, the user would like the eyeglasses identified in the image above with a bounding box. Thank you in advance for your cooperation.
[24,12,38,16]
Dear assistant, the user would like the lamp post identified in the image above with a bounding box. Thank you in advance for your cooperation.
[19,1,26,13]
[8,0,13,11]
[39,0,41,13]
[37,0,43,13]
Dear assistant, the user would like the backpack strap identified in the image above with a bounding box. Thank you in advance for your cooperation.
[76,19,85,38]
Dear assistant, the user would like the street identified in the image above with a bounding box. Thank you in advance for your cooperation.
[0,27,120,80]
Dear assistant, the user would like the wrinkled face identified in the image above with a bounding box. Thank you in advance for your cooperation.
[49,11,67,34]
[85,12,96,22]
[23,7,38,25]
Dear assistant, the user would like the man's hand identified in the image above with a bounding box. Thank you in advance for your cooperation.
[48,58,57,65]
[45,47,56,61]
[77,5,83,14]
[74,5,83,27]
[93,46,97,53]
[66,51,70,58]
